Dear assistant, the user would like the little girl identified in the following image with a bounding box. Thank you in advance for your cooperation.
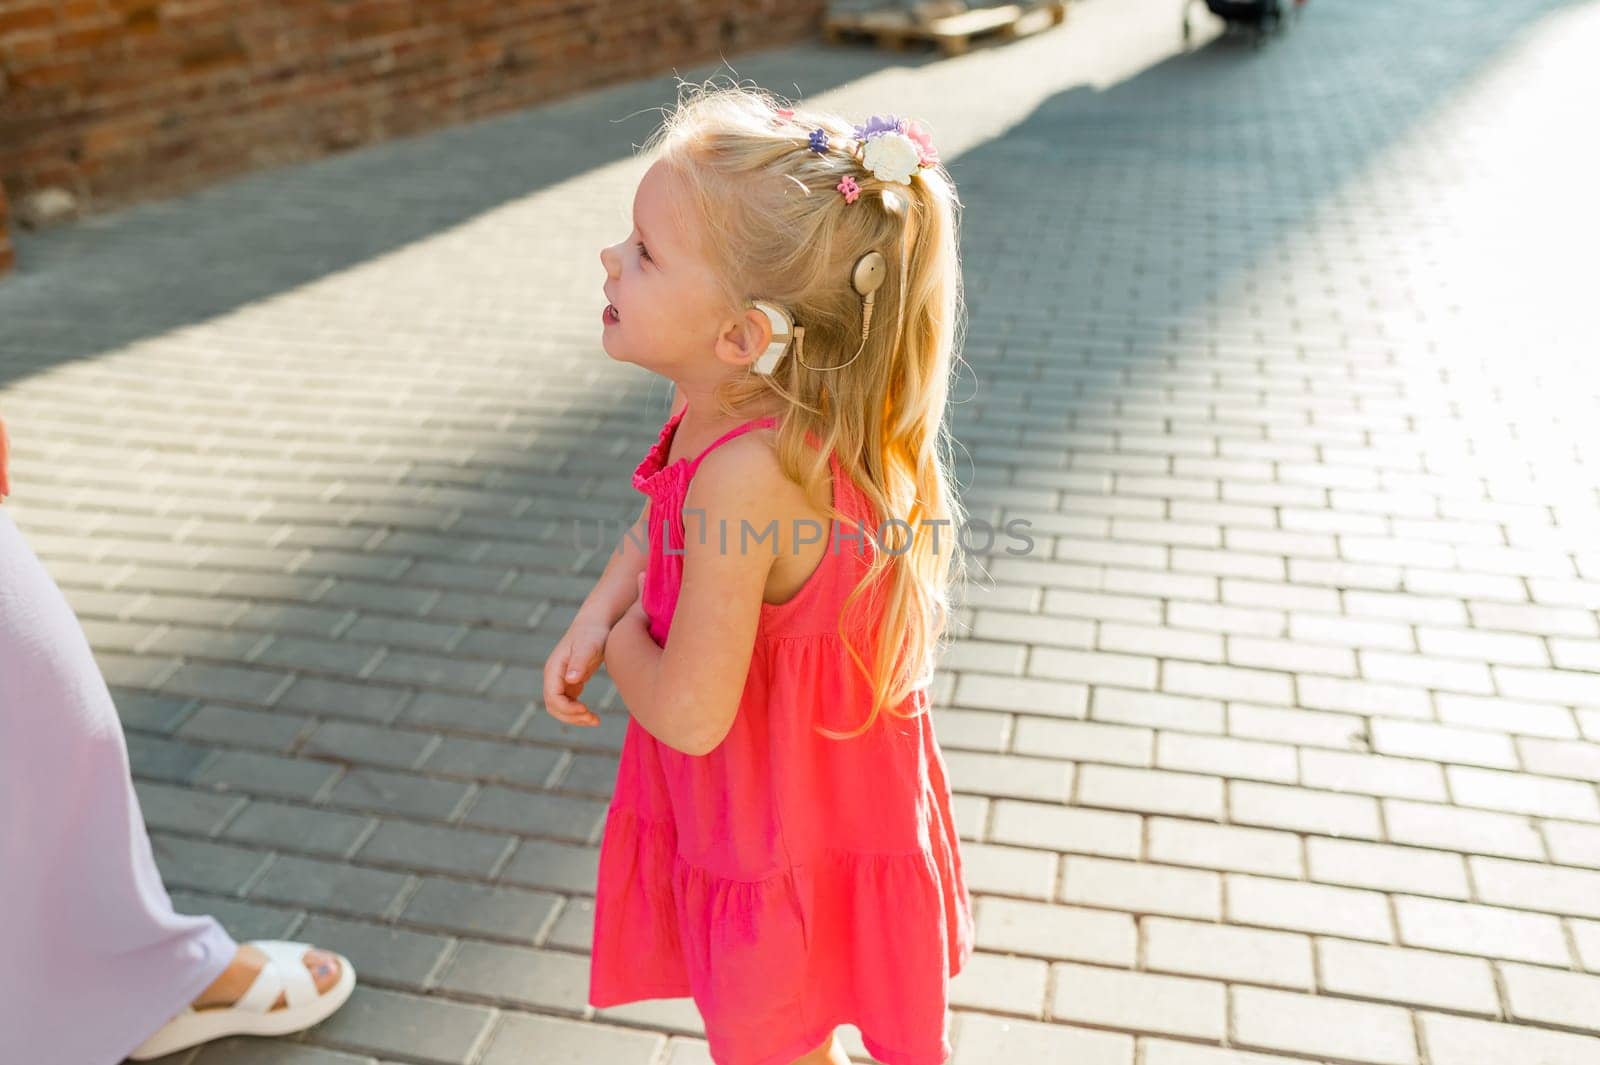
[542,82,974,1065]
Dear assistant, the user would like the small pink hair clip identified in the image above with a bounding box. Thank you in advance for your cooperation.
[836,175,861,204]
[774,107,795,120]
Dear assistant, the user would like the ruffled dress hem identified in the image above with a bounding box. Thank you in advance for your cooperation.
[590,804,971,1064]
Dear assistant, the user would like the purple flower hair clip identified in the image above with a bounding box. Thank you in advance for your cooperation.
[808,128,830,154]
[852,114,902,140]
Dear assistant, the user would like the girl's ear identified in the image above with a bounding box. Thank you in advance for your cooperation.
[712,304,775,370]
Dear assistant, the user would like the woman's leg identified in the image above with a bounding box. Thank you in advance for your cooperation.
[0,506,248,1064]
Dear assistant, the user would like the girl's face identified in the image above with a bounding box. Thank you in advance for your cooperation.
[599,160,730,376]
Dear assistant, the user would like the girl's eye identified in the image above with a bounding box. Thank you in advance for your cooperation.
[635,242,652,263]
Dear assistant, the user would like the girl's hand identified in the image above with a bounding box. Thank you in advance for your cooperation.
[542,572,647,728]
[542,618,611,728]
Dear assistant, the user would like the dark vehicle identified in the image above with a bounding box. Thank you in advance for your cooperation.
[1183,0,1306,46]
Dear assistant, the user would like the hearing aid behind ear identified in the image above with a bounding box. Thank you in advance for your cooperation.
[750,250,888,376]
[751,300,795,376]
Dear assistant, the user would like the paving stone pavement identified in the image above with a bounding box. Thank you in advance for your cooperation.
[3,0,1600,1062]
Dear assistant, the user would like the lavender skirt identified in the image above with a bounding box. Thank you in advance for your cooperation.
[0,507,238,1065]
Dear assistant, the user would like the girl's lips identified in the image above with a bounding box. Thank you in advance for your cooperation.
[603,304,620,324]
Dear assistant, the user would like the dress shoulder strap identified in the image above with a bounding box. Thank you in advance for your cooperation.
[684,414,778,476]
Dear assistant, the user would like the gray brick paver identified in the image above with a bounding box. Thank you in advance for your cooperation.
[303,986,497,1063]
[477,1012,666,1065]
[4,0,1596,1060]
[223,800,377,858]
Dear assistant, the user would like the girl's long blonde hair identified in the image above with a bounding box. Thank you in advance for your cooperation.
[640,78,971,739]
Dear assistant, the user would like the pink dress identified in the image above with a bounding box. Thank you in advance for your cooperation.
[589,405,974,1065]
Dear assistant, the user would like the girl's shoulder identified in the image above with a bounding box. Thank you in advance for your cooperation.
[689,429,881,631]
[685,427,836,548]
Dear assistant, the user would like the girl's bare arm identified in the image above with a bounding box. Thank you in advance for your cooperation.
[605,433,788,755]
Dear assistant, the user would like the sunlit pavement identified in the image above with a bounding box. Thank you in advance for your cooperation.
[3,0,1598,1061]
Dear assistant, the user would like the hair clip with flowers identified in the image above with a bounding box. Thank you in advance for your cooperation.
[773,106,939,202]
[835,114,940,202]
[856,115,940,181]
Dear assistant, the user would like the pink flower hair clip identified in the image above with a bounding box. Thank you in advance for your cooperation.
[836,175,861,204]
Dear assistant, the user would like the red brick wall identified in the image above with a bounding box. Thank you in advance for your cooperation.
[0,1,825,277]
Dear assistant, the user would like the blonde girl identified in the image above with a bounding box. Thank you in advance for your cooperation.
[543,81,974,1065]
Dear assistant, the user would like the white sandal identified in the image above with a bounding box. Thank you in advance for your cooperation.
[127,940,357,1061]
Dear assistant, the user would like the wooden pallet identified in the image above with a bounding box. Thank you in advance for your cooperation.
[823,1,1069,56]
